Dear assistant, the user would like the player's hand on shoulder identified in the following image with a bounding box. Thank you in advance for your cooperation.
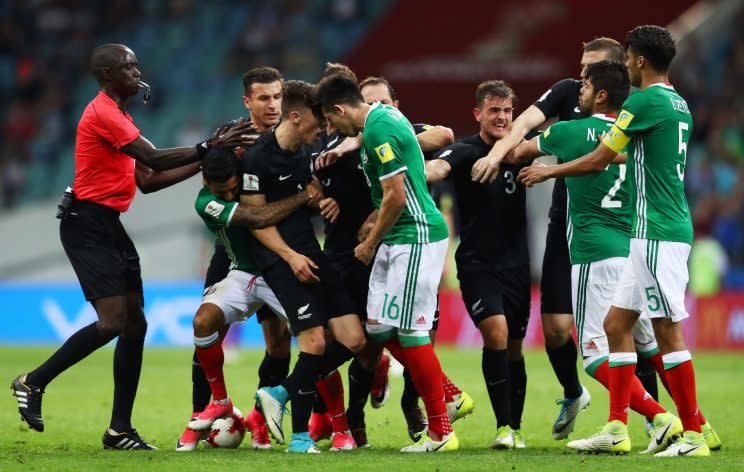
[315,148,343,170]
[517,161,549,188]
[319,197,340,223]
[305,179,324,208]
[287,252,320,284]
[217,119,260,148]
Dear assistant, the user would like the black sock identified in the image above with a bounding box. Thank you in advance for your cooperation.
[508,357,527,431]
[545,338,582,399]
[258,351,291,388]
[317,341,354,377]
[26,322,115,388]
[347,357,374,425]
[110,335,145,432]
[192,350,211,413]
[635,357,658,401]
[313,391,328,414]
[282,352,321,434]
[401,367,420,411]
[482,347,511,427]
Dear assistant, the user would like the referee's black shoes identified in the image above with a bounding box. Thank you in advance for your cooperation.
[103,428,158,450]
[11,373,45,432]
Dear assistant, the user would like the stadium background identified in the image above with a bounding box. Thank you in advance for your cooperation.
[1,0,743,353]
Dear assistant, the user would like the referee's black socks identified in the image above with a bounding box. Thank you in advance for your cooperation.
[26,322,116,388]
[111,335,145,432]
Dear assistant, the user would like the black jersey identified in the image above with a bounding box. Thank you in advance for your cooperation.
[241,128,321,271]
[532,78,583,225]
[438,134,529,270]
[312,130,374,261]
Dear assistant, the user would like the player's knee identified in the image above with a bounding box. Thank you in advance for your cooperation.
[344,332,366,354]
[541,319,571,347]
[603,315,622,339]
[480,320,508,349]
[96,312,127,337]
[265,334,291,358]
[299,327,326,355]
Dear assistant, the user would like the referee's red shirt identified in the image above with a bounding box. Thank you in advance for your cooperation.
[73,91,141,212]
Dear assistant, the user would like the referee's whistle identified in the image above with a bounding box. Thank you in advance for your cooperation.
[138,81,152,104]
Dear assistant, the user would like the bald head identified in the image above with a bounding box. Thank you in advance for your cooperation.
[91,44,132,83]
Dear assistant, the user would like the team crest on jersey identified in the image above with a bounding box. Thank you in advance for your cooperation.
[205,200,225,218]
[615,110,634,130]
[242,173,259,191]
[375,142,395,164]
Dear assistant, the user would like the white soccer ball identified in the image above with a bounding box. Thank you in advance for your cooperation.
[204,407,246,449]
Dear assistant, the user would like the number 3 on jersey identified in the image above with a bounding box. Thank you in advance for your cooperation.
[601,164,626,208]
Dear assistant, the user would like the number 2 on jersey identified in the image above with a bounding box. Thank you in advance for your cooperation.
[601,164,626,208]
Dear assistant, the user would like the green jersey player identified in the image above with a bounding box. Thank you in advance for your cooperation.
[510,60,683,454]
[313,75,457,453]
[518,25,719,457]
[187,147,320,435]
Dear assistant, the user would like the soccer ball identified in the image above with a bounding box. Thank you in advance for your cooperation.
[204,407,246,448]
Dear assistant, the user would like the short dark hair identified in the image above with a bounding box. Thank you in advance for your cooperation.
[358,76,397,102]
[583,37,626,63]
[625,25,676,72]
[475,80,517,109]
[242,66,283,96]
[281,79,323,120]
[202,147,240,183]
[313,75,365,113]
[585,60,631,110]
[320,62,358,83]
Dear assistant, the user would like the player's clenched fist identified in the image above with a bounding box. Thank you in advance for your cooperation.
[354,241,375,266]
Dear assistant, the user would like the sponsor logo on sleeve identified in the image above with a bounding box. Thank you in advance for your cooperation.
[615,110,634,130]
[242,173,259,191]
[375,142,395,164]
[204,200,225,218]
[439,149,453,158]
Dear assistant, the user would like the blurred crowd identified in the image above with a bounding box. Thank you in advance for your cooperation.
[2,1,744,289]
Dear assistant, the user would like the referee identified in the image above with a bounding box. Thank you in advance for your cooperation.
[10,44,254,450]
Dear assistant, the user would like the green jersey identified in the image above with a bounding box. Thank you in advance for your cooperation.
[361,102,448,244]
[603,83,693,244]
[194,186,260,274]
[539,114,631,264]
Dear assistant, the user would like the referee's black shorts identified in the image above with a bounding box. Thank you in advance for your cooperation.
[60,199,143,301]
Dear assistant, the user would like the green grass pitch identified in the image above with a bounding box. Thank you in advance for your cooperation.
[0,346,741,471]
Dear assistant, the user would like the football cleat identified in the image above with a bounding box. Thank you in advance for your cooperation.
[245,407,271,450]
[309,411,332,442]
[370,353,391,409]
[644,419,655,438]
[402,402,428,441]
[701,422,722,451]
[350,425,370,448]
[491,426,515,450]
[176,413,205,451]
[401,431,459,453]
[654,431,710,457]
[447,391,474,424]
[330,431,357,451]
[11,373,45,432]
[640,412,683,454]
[188,400,233,431]
[347,408,369,448]
[566,420,630,454]
[103,427,157,450]
[552,385,591,439]
[513,429,526,449]
[286,432,321,453]
[255,386,289,445]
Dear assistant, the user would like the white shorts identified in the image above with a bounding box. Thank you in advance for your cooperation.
[202,269,286,325]
[367,239,448,331]
[572,257,657,358]
[612,238,690,322]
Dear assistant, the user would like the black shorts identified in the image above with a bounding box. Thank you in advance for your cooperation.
[60,200,143,301]
[458,264,531,340]
[204,240,277,324]
[327,254,372,320]
[540,218,573,315]
[262,251,357,334]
